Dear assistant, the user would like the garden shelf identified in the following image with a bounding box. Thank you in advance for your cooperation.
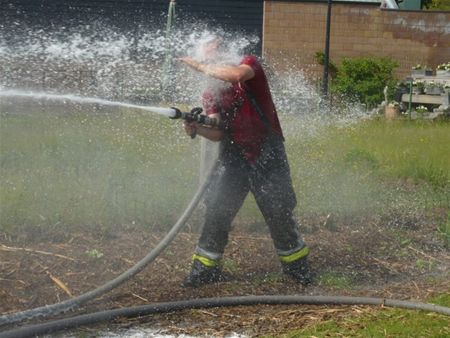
[401,93,446,105]
[402,74,450,107]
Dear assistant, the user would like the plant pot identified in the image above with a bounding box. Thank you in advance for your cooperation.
[411,69,432,77]
[416,111,429,119]
[412,87,424,95]
[425,86,443,95]
[442,92,450,106]
[436,70,450,77]
[385,105,399,119]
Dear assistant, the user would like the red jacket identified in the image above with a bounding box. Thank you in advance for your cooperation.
[203,55,283,163]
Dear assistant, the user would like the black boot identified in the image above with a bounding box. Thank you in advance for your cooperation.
[282,256,313,286]
[182,259,224,288]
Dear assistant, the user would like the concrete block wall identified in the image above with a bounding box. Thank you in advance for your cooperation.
[263,2,450,80]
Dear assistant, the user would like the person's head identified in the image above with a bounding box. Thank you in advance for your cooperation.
[199,37,225,62]
[191,30,251,65]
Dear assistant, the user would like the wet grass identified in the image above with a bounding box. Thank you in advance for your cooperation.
[317,272,353,289]
[437,213,450,248]
[0,107,200,231]
[285,118,449,221]
[278,292,450,338]
[335,119,449,188]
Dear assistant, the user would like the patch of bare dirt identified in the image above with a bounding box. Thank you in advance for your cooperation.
[1,216,449,337]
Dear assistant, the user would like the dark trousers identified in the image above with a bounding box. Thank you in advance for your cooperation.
[197,135,304,259]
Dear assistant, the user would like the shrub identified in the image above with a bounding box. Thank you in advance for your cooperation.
[331,56,398,108]
[314,51,338,78]
[423,0,450,10]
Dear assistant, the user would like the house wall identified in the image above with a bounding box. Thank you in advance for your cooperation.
[263,1,450,79]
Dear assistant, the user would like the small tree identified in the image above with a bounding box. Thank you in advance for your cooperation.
[423,0,450,11]
[331,57,398,109]
[314,51,338,79]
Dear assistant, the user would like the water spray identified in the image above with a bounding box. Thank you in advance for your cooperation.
[161,0,177,99]
[0,90,222,131]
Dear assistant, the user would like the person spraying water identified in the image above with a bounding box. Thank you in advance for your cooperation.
[178,35,312,287]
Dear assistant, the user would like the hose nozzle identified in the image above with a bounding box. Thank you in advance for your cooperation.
[169,107,223,129]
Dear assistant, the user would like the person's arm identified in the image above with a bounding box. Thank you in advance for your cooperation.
[179,57,255,83]
[183,113,225,142]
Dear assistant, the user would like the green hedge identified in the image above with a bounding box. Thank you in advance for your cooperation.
[330,56,398,109]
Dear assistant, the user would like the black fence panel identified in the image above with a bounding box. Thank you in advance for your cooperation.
[1,0,263,53]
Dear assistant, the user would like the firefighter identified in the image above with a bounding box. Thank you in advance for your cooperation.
[178,36,311,287]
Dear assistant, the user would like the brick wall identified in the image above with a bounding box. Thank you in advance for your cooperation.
[263,2,450,79]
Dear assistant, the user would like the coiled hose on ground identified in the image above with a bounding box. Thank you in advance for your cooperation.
[0,160,220,327]
[1,295,449,338]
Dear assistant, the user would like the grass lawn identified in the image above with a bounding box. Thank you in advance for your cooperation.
[0,107,200,230]
[1,109,449,232]
[278,293,450,338]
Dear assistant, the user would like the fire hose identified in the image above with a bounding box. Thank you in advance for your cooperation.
[1,295,449,338]
[0,108,220,327]
[0,162,217,327]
